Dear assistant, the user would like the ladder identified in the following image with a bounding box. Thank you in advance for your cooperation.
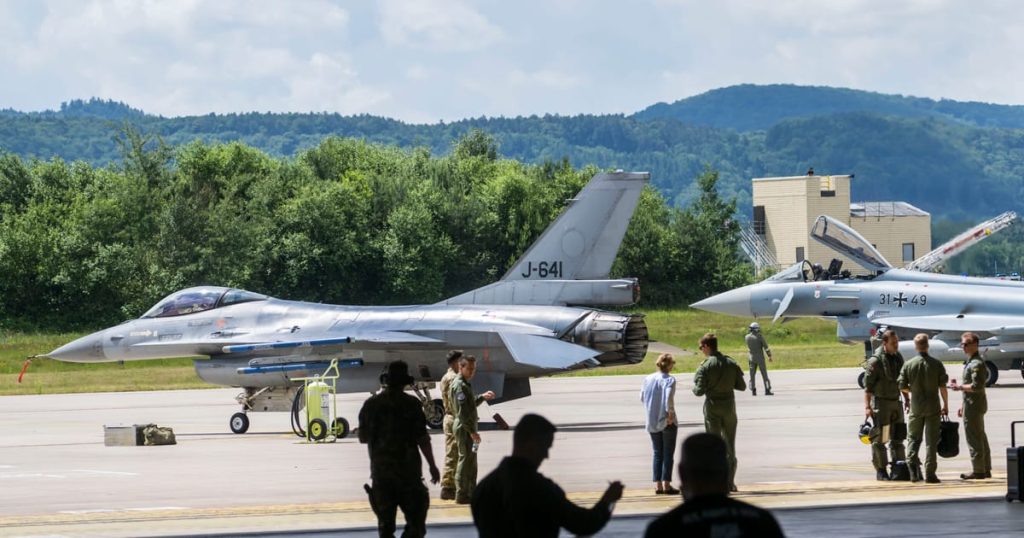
[907,211,1017,272]
[740,224,779,277]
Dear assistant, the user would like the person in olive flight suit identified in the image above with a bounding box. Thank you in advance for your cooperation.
[440,351,494,500]
[358,360,441,538]
[744,322,773,396]
[692,333,746,492]
[949,332,991,479]
[897,334,949,484]
[863,329,907,480]
[450,354,484,504]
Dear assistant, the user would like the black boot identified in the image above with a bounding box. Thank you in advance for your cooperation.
[876,469,890,481]
[751,387,756,396]
[910,464,923,483]
[925,473,941,484]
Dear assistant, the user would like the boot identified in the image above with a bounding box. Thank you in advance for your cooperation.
[440,487,455,500]
[751,387,756,396]
[765,388,774,396]
[925,473,941,484]
[876,469,890,481]
[910,464,923,483]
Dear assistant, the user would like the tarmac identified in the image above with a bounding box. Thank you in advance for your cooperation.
[1,365,1022,537]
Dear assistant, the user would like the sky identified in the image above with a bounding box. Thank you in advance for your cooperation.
[1,0,1021,123]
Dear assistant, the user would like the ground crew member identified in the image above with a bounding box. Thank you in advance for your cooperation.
[897,334,949,484]
[451,354,483,504]
[863,329,907,480]
[439,350,463,501]
[693,333,746,492]
[441,350,494,500]
[950,332,991,479]
[744,322,773,395]
[644,433,784,537]
[358,360,441,538]
[471,414,624,537]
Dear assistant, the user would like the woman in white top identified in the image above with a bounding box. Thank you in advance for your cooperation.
[640,353,679,494]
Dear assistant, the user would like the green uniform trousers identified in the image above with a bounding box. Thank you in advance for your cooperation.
[963,406,991,474]
[441,415,457,491]
[455,429,477,502]
[870,400,906,471]
[703,398,738,488]
[907,412,940,475]
[370,475,429,538]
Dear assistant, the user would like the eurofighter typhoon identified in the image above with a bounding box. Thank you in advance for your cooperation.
[45,172,650,433]
[693,215,1024,387]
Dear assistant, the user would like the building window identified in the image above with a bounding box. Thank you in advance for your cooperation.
[796,247,805,263]
[753,205,766,235]
[819,176,836,197]
[902,243,915,262]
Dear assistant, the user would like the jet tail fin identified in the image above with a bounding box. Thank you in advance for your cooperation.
[442,171,648,306]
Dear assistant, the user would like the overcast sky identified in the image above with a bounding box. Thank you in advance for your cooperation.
[1,0,1021,123]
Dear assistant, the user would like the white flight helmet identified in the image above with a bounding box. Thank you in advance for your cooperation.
[749,322,760,331]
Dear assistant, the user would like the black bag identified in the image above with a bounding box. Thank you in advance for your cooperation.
[937,416,959,458]
[890,460,910,481]
[1007,421,1023,503]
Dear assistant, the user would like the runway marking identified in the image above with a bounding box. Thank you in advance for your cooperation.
[0,473,67,479]
[70,469,138,476]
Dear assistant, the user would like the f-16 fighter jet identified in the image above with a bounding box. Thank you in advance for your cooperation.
[45,172,650,434]
[693,215,1024,387]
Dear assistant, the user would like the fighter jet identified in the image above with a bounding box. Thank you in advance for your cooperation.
[44,172,650,434]
[693,214,1024,387]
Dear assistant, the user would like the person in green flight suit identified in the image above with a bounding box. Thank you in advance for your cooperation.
[949,332,991,479]
[863,329,907,480]
[897,333,949,484]
[441,350,494,501]
[358,360,440,538]
[692,332,746,492]
[450,354,486,504]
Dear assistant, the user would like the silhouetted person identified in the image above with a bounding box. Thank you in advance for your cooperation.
[645,433,784,537]
[358,360,441,537]
[471,413,624,537]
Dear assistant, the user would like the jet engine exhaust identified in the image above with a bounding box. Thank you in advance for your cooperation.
[566,312,649,366]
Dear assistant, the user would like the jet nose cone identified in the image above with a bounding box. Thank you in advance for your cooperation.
[47,332,106,362]
[691,287,754,317]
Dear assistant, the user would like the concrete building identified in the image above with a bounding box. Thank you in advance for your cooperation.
[751,173,930,274]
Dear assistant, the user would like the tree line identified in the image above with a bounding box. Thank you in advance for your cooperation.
[0,130,751,331]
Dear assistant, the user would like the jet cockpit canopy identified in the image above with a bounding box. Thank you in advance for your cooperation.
[141,287,268,318]
[810,215,892,273]
[769,260,815,282]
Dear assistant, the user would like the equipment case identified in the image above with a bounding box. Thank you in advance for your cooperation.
[1008,421,1024,502]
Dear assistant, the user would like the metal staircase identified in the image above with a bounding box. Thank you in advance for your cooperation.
[740,224,779,276]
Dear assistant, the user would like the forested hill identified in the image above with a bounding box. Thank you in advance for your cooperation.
[634,84,1024,131]
[2,87,1024,221]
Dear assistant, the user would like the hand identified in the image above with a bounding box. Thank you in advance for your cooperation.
[767,353,773,362]
[600,481,625,505]
[429,465,440,485]
[941,405,948,416]
[957,407,963,418]
[471,432,481,444]
[864,406,873,419]
[482,390,496,401]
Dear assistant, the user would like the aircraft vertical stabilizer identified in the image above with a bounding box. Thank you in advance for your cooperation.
[442,171,648,306]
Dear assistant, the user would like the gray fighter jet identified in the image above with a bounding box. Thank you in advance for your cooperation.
[693,215,1024,387]
[45,171,650,433]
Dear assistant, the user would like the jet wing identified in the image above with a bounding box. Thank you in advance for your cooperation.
[221,332,444,354]
[871,314,1024,336]
[499,332,600,369]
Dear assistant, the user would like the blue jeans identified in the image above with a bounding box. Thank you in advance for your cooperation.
[650,424,678,481]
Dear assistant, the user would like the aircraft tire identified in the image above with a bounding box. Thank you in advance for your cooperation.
[857,371,866,389]
[230,412,250,434]
[426,399,444,430]
[984,361,999,387]
[309,418,328,441]
[333,417,350,439]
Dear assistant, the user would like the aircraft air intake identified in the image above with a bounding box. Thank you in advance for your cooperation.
[566,312,649,366]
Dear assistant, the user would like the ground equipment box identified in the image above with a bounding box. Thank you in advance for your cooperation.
[1008,421,1023,502]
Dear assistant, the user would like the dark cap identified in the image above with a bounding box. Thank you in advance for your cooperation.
[384,360,415,387]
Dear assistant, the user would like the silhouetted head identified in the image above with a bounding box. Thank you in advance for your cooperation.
[678,432,730,500]
[512,413,557,467]
[383,360,415,388]
[446,350,464,371]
